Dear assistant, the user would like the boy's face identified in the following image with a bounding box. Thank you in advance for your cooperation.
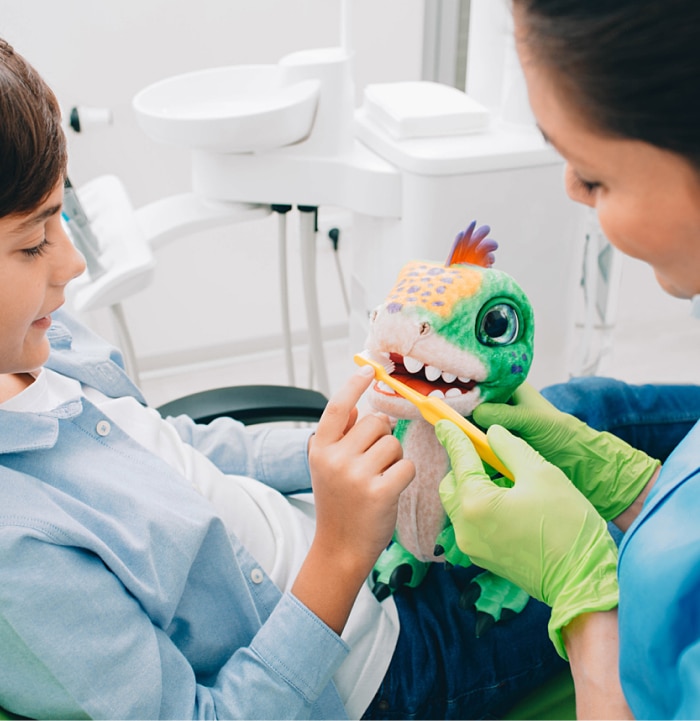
[0,179,85,375]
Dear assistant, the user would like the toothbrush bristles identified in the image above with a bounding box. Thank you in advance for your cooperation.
[365,350,395,374]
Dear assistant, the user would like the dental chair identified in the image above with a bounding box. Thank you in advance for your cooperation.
[0,382,574,720]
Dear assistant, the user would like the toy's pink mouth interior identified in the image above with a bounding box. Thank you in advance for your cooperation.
[381,352,477,397]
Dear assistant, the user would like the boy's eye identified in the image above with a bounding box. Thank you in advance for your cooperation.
[22,237,50,257]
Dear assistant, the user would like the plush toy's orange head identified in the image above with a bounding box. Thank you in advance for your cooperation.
[364,221,534,420]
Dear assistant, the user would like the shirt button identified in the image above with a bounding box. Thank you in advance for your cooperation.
[250,568,264,584]
[96,420,111,437]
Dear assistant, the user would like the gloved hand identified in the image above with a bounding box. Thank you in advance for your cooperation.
[436,419,619,658]
[472,382,660,521]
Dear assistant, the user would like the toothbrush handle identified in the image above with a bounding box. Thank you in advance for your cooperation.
[428,400,514,482]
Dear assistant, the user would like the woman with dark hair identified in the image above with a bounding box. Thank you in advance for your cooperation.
[439,0,700,718]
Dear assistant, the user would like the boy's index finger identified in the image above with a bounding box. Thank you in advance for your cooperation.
[314,366,375,444]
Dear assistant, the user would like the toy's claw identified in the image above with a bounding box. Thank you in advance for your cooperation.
[372,580,392,602]
[460,580,515,637]
[458,580,481,609]
[435,526,529,635]
[475,612,496,638]
[372,541,430,600]
[465,570,530,634]
[434,525,472,567]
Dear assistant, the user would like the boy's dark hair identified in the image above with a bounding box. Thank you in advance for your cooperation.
[0,38,66,218]
[514,0,700,172]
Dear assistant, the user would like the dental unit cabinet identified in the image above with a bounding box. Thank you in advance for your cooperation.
[127,0,587,394]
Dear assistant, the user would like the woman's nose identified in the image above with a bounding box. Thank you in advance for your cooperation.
[563,164,596,208]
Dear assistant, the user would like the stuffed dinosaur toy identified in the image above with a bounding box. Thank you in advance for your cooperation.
[362,221,535,635]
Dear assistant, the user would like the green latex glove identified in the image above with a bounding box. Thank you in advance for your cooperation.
[436,419,619,658]
[472,382,660,521]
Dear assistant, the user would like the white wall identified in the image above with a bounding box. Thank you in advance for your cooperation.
[0,0,424,371]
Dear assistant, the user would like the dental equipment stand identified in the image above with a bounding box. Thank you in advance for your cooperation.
[125,0,589,393]
[68,177,274,388]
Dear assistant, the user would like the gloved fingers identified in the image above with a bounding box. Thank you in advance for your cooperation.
[485,424,549,485]
[435,419,490,482]
[438,467,508,529]
[472,399,526,430]
[510,381,557,410]
[472,383,551,431]
[437,470,462,521]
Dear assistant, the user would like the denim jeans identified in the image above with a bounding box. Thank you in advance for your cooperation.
[363,377,700,720]
[540,376,700,463]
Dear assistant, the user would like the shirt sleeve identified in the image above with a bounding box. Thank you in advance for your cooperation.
[0,531,348,720]
[164,413,315,494]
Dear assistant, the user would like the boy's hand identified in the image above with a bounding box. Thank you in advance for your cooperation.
[308,366,415,581]
[472,382,660,521]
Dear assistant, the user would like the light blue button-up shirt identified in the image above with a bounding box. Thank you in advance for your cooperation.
[0,310,349,720]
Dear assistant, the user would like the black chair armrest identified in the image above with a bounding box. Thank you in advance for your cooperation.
[156,384,328,426]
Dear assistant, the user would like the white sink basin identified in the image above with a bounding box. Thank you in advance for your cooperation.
[133,65,321,153]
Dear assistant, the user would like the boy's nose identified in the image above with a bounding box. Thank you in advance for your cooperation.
[56,225,87,285]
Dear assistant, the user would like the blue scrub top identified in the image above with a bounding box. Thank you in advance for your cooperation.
[618,419,700,719]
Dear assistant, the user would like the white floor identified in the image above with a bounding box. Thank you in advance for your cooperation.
[139,253,700,411]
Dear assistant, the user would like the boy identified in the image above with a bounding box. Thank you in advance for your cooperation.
[0,37,563,719]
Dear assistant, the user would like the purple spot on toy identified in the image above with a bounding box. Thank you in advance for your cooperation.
[387,302,403,313]
[407,285,420,294]
[522,353,528,361]
[436,286,445,294]
[433,301,445,307]
[511,364,523,374]
[427,267,443,275]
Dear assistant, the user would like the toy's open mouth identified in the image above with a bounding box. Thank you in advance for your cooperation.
[377,352,477,399]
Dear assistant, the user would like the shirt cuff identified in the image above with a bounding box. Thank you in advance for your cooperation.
[250,591,350,702]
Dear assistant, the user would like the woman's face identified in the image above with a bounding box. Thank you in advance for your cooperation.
[514,9,700,300]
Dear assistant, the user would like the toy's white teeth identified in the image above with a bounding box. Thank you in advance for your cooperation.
[428,389,445,399]
[377,381,396,395]
[403,356,424,374]
[425,365,441,382]
[402,354,472,387]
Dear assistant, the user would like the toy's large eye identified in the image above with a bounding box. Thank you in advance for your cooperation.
[477,302,520,346]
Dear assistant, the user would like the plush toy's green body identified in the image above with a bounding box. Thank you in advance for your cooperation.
[363,222,535,632]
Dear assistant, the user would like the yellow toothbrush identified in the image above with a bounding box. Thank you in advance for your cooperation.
[354,351,514,481]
